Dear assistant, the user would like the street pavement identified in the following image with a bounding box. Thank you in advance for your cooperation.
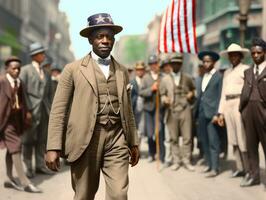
[0,141,265,200]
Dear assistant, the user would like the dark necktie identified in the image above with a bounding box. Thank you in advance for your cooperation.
[255,65,259,79]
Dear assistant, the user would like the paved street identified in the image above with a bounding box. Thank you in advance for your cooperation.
[0,142,265,200]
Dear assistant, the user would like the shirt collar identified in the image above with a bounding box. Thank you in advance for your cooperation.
[207,67,216,75]
[6,73,20,85]
[91,51,111,61]
[258,60,266,69]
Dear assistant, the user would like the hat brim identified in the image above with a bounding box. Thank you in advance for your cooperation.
[5,58,21,66]
[170,58,183,63]
[29,48,46,56]
[80,24,123,37]
[220,49,250,58]
[198,51,220,62]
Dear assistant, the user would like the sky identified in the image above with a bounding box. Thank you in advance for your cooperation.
[59,0,169,59]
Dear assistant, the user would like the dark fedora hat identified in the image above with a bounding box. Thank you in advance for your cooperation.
[80,13,123,38]
[198,51,220,62]
[4,56,21,66]
[29,42,46,56]
[148,54,158,64]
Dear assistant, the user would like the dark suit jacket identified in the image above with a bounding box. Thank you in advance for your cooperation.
[195,71,223,119]
[0,75,28,134]
[239,66,266,112]
[130,78,138,115]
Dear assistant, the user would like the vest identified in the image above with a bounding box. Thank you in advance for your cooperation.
[250,74,262,101]
[171,74,190,114]
[94,63,120,125]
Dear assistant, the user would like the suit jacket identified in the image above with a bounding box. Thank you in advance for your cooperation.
[46,54,138,162]
[20,64,52,123]
[195,71,223,119]
[0,75,28,134]
[239,65,266,112]
[160,72,195,122]
[130,78,138,114]
[139,72,161,112]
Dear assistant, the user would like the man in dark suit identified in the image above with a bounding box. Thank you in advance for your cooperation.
[20,42,53,178]
[239,38,266,187]
[0,56,41,192]
[196,51,223,177]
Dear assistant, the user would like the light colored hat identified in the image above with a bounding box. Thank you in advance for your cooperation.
[135,61,146,70]
[29,42,46,56]
[220,43,250,58]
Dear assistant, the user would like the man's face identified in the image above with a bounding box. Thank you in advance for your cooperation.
[251,45,265,65]
[162,64,172,74]
[149,63,159,73]
[6,61,21,79]
[32,52,46,64]
[135,69,145,78]
[228,52,242,67]
[171,62,182,73]
[89,28,115,58]
[202,55,215,72]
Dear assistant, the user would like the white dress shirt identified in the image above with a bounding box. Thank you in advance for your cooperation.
[171,71,181,86]
[151,71,158,81]
[32,61,44,80]
[6,73,20,88]
[253,60,266,75]
[91,51,111,79]
[201,68,216,92]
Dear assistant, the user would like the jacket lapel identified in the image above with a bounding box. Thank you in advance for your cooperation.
[112,58,124,100]
[204,71,217,91]
[80,54,98,96]
[257,66,266,82]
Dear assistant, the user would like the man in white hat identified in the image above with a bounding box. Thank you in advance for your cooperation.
[217,43,250,180]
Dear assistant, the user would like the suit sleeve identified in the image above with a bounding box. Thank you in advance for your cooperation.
[46,64,74,151]
[139,75,153,97]
[159,76,169,106]
[124,71,139,147]
[215,75,223,115]
[19,68,33,111]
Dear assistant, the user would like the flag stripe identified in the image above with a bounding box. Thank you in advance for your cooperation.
[170,0,176,52]
[184,0,191,53]
[192,0,198,53]
[163,6,169,52]
[177,0,183,53]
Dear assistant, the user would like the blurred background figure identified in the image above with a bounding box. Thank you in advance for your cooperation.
[0,56,41,193]
[20,42,54,178]
[50,66,62,100]
[131,61,146,153]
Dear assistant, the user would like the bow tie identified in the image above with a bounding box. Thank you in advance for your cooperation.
[97,58,111,66]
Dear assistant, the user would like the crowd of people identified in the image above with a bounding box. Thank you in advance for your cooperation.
[130,38,266,189]
[0,42,61,193]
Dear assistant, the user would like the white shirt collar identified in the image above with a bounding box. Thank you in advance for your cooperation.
[91,51,111,61]
[6,73,20,88]
[207,67,216,75]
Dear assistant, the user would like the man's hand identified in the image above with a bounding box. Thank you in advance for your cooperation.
[163,97,171,106]
[129,146,140,167]
[45,150,61,172]
[25,112,32,128]
[151,82,158,92]
[186,91,194,102]
[217,114,225,127]
[211,115,219,124]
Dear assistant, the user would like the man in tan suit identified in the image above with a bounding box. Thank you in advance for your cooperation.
[45,13,139,200]
[160,53,195,171]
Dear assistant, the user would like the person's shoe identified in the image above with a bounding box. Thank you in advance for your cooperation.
[183,163,195,172]
[205,170,219,178]
[201,166,211,173]
[4,180,23,191]
[240,177,260,187]
[147,156,155,163]
[24,183,42,193]
[231,170,245,178]
[171,163,181,171]
[36,167,55,175]
[196,158,205,166]
[26,169,34,179]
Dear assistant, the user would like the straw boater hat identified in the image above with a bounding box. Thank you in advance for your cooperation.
[220,43,250,58]
[135,61,146,70]
[80,13,123,38]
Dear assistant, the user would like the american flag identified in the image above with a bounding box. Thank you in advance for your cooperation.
[158,0,198,54]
